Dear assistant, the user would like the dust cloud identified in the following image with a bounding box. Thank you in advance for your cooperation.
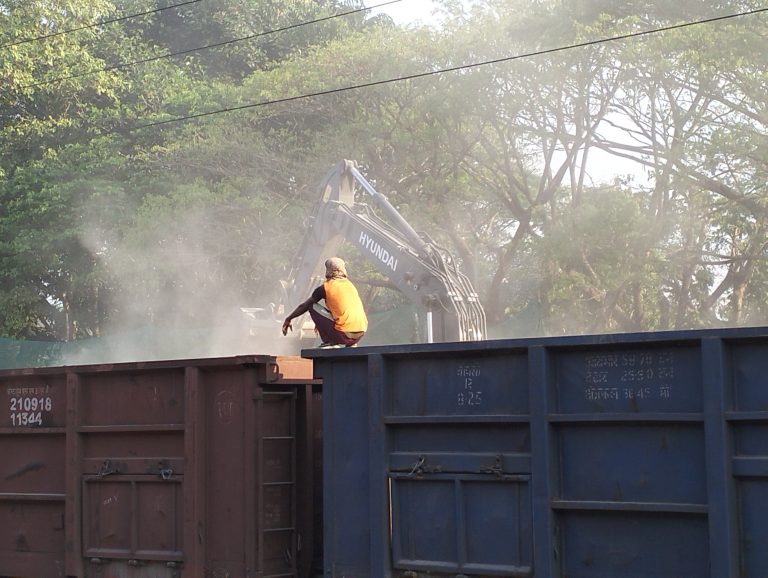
[65,201,303,366]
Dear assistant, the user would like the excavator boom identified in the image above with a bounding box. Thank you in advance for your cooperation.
[281,160,486,343]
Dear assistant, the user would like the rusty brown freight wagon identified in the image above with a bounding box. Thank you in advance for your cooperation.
[0,355,321,578]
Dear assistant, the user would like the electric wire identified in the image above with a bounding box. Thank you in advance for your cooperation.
[129,6,768,132]
[21,0,404,90]
[0,0,203,50]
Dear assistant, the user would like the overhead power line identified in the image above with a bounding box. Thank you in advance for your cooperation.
[22,0,404,90]
[0,0,203,50]
[130,6,768,132]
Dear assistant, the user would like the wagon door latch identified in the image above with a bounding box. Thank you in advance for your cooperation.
[407,455,442,477]
[98,459,122,478]
[479,455,504,478]
[157,460,174,480]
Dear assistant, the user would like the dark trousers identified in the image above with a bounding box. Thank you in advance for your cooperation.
[308,304,364,347]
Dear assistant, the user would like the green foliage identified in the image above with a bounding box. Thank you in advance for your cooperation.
[0,0,766,347]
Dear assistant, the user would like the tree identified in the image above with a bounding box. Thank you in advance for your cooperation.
[1,0,766,344]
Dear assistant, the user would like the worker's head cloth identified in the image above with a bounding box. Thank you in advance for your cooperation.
[325,257,348,279]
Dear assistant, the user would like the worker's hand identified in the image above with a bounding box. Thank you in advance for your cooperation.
[281,319,292,336]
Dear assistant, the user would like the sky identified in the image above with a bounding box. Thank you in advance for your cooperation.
[372,0,648,186]
[369,0,444,26]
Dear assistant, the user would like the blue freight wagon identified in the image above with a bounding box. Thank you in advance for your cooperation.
[306,326,768,578]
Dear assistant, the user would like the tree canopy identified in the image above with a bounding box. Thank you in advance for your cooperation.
[1,0,766,351]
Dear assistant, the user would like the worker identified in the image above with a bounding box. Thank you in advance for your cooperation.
[281,257,368,348]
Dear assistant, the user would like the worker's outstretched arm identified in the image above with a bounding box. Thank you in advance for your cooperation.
[282,296,318,335]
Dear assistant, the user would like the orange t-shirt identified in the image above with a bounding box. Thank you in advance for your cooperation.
[321,278,368,333]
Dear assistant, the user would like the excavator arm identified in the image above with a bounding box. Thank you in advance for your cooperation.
[281,160,486,343]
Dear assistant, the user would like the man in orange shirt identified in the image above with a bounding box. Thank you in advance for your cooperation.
[281,257,368,348]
